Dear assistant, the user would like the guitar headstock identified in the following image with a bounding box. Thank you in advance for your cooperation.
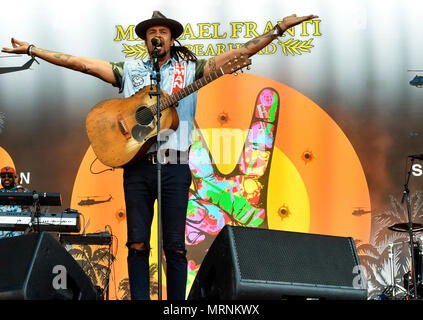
[221,54,252,75]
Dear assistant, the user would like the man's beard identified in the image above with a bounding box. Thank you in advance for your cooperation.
[1,181,15,190]
[150,48,168,60]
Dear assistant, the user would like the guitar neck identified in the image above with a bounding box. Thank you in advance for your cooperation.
[149,68,224,113]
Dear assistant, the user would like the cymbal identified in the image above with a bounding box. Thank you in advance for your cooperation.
[388,223,423,233]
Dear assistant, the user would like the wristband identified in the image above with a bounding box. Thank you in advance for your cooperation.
[27,44,35,56]
[274,24,284,37]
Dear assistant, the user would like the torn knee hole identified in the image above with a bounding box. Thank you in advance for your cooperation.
[130,242,148,251]
[164,247,187,256]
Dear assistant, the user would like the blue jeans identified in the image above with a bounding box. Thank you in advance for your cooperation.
[123,159,191,300]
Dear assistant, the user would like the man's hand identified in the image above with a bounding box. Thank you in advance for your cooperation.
[186,87,280,249]
[279,14,319,33]
[2,38,30,55]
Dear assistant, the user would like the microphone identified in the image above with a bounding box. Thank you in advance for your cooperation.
[151,37,161,47]
[408,154,423,160]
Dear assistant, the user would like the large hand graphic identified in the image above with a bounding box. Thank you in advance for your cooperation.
[186,88,280,260]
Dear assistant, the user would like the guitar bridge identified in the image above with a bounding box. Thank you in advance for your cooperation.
[117,114,130,139]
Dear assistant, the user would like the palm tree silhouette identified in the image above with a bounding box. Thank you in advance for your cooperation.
[68,244,116,290]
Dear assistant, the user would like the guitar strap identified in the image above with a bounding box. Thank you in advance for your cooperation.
[171,62,186,94]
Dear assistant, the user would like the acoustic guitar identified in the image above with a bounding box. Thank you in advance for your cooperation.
[86,54,252,168]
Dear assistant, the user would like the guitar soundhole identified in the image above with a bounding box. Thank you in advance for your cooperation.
[132,124,152,142]
[135,106,154,125]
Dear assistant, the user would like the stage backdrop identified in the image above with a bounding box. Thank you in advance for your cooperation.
[1,0,422,299]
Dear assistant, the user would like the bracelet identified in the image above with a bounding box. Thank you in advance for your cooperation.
[274,24,284,37]
[27,44,35,56]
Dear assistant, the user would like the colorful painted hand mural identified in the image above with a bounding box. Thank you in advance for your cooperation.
[185,88,280,279]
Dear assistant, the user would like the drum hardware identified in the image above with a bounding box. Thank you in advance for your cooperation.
[406,235,423,297]
[380,241,408,299]
[388,223,423,233]
[396,155,421,299]
[380,232,423,299]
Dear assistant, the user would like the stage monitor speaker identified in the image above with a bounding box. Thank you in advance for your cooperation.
[0,232,100,300]
[188,225,367,300]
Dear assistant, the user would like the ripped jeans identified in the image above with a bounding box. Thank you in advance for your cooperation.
[123,159,192,300]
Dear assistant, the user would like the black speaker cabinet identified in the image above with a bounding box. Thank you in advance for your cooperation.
[188,225,367,300]
[0,232,100,300]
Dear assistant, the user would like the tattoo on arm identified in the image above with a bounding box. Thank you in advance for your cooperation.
[243,31,276,49]
[53,53,72,60]
[82,63,103,78]
[82,64,90,73]
[207,57,217,73]
[32,48,51,54]
[243,39,260,49]
[34,48,71,59]
[33,48,73,61]
[32,47,107,78]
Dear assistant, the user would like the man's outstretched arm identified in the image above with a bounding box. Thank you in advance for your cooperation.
[2,38,116,85]
[203,14,318,76]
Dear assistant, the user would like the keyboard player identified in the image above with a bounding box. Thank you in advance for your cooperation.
[0,166,30,237]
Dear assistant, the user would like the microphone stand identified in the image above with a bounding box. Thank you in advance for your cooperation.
[25,191,41,234]
[401,157,418,299]
[150,46,163,300]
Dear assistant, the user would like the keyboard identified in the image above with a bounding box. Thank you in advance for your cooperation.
[0,211,80,232]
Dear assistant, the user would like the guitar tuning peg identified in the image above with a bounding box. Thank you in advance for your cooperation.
[247,65,251,70]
